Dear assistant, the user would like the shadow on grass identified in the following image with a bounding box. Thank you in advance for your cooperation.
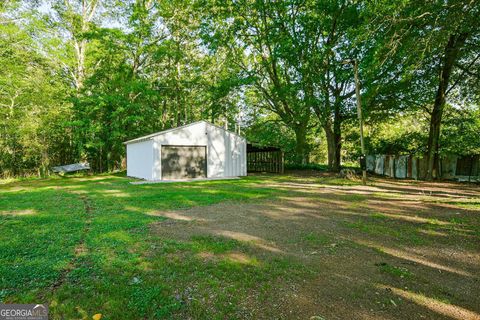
[0,174,479,319]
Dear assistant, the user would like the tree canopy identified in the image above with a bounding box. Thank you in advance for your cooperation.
[0,0,479,178]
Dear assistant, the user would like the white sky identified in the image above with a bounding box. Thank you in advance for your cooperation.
[36,0,125,30]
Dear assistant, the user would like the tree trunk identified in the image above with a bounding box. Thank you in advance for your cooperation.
[324,101,342,172]
[325,124,341,172]
[293,125,308,165]
[72,0,99,91]
[425,33,468,180]
[74,39,86,90]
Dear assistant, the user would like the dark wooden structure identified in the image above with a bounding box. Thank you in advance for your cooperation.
[456,155,479,177]
[247,144,284,173]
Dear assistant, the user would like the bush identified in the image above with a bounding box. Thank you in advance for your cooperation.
[285,163,329,171]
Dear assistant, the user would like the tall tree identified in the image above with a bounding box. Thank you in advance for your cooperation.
[365,0,480,179]
[203,0,366,169]
[0,7,72,177]
[38,0,104,91]
[306,0,361,171]
[202,0,315,164]
[426,32,469,179]
[71,0,245,171]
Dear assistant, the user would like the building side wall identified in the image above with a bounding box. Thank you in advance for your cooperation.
[126,140,153,180]
[206,124,247,178]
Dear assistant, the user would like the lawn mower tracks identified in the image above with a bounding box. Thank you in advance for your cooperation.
[49,192,94,292]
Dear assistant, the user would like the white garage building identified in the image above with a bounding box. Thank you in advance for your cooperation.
[124,120,247,180]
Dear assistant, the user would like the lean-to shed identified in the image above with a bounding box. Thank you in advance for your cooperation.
[124,120,247,180]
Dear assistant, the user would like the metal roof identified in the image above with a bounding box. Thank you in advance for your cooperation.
[123,120,245,145]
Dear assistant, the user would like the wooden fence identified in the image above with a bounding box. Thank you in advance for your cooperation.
[247,145,284,174]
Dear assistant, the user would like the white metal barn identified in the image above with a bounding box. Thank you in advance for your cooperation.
[124,120,247,181]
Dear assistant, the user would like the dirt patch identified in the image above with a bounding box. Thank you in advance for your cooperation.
[151,177,480,320]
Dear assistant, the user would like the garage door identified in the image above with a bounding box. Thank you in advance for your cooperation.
[161,146,207,180]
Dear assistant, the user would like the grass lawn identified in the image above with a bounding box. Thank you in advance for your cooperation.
[0,172,479,319]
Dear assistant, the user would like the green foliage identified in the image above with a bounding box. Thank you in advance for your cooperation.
[367,112,428,155]
[0,18,75,177]
[440,105,480,156]
[362,0,479,116]
[366,105,480,157]
[0,1,479,177]
[0,0,249,176]
[284,163,328,171]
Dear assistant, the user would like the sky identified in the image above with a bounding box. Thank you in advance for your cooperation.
[36,0,125,30]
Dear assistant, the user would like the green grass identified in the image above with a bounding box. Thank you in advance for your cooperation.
[371,212,388,220]
[376,262,414,279]
[0,174,301,319]
[1,173,478,319]
[344,220,426,245]
[302,232,331,245]
[284,163,329,171]
[443,201,480,211]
